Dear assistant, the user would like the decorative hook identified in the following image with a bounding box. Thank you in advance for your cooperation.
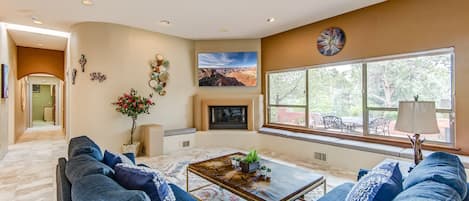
[79,54,87,72]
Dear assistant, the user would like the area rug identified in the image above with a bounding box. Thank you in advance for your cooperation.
[138,148,348,201]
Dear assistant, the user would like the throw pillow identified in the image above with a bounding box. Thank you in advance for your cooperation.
[72,174,150,201]
[114,163,176,201]
[68,136,103,161]
[103,150,135,169]
[345,161,403,201]
[65,154,114,184]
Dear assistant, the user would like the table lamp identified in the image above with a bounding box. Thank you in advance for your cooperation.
[395,99,440,165]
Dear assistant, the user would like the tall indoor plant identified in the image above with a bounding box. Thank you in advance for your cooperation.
[113,89,155,153]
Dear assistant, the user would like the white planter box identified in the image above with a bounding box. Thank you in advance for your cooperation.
[122,142,141,156]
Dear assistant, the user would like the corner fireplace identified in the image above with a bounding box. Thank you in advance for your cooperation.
[209,106,248,129]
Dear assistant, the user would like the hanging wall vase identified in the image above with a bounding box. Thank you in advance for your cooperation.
[79,54,87,72]
[148,54,170,96]
[72,68,78,85]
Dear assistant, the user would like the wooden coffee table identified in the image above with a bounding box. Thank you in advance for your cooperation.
[186,152,326,201]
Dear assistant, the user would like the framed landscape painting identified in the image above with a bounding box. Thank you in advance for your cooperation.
[1,64,8,99]
[197,51,257,87]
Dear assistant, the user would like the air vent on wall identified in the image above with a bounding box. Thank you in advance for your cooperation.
[314,152,327,161]
[182,141,190,148]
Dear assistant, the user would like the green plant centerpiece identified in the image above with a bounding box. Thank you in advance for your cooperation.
[113,89,155,154]
[240,150,260,173]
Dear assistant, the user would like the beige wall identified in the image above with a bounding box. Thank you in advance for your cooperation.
[17,47,65,80]
[194,40,262,95]
[261,0,469,154]
[69,22,196,152]
[0,24,18,158]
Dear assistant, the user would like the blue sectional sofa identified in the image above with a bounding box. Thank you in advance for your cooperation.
[56,136,196,201]
[319,152,469,201]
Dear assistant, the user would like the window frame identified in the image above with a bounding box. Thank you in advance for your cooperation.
[265,47,455,147]
[267,70,308,127]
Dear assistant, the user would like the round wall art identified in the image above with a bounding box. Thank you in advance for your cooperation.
[148,54,170,96]
[317,27,346,56]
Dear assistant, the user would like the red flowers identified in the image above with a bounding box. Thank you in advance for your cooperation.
[113,89,155,119]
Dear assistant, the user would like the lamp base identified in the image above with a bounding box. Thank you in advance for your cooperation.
[408,133,425,165]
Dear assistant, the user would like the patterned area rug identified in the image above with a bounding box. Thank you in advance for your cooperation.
[138,148,354,201]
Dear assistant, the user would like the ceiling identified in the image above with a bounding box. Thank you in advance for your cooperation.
[8,29,67,51]
[0,0,385,40]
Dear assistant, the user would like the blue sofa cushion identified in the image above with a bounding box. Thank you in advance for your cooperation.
[318,183,354,201]
[394,180,462,201]
[68,136,103,161]
[403,152,467,199]
[65,154,114,184]
[103,150,135,169]
[168,184,197,201]
[464,183,469,201]
[345,161,402,201]
[72,174,150,201]
[114,163,176,201]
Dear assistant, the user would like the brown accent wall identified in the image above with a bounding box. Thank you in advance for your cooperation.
[17,47,64,80]
[261,0,469,153]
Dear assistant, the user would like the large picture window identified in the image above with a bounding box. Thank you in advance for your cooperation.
[267,48,454,145]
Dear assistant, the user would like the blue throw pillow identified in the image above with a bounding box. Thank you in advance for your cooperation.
[68,136,103,161]
[123,152,136,164]
[65,154,114,184]
[345,161,402,201]
[114,163,176,201]
[394,180,462,201]
[72,174,150,201]
[103,150,135,169]
[403,152,467,199]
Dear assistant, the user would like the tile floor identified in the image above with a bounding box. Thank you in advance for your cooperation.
[0,128,356,201]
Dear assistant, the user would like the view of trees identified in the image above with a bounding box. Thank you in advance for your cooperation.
[268,70,306,106]
[309,64,362,118]
[367,54,452,109]
[268,53,453,143]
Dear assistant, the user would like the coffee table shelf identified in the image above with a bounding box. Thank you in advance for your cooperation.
[187,152,326,201]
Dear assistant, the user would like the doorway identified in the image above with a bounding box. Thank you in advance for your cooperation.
[26,74,63,129]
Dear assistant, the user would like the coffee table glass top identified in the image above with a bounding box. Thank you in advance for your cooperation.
[188,152,324,201]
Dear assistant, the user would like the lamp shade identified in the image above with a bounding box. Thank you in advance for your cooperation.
[395,101,440,134]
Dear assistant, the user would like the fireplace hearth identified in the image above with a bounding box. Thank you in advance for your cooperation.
[209,106,248,129]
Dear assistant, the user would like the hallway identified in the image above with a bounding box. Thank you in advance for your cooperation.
[0,127,66,201]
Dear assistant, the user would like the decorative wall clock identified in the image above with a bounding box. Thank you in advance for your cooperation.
[317,27,346,56]
[148,54,170,96]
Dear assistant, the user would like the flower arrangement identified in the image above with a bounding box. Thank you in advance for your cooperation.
[113,88,155,144]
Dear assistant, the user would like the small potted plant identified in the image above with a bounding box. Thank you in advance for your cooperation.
[266,168,272,179]
[240,150,260,173]
[235,157,241,168]
[260,165,267,177]
[231,157,237,167]
[113,88,155,155]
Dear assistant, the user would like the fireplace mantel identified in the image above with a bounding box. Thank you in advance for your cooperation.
[193,94,263,131]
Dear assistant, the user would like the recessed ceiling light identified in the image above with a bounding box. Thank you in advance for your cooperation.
[159,20,171,25]
[267,17,275,23]
[32,16,43,25]
[82,0,94,6]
